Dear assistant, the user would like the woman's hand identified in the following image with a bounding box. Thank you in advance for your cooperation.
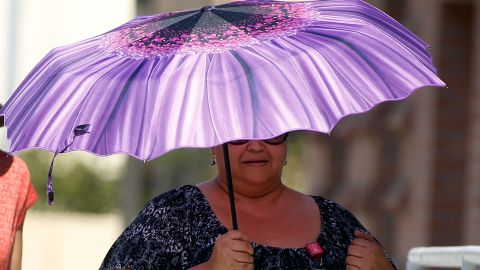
[346,230,392,270]
[205,230,254,270]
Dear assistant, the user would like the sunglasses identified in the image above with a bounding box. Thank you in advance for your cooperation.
[228,133,288,145]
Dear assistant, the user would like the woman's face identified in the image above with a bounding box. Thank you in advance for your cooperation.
[211,135,287,190]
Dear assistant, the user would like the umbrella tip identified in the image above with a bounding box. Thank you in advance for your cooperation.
[200,6,215,12]
[48,191,54,205]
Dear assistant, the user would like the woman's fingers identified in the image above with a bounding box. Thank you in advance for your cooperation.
[226,230,250,242]
[217,231,254,254]
[354,230,375,242]
[223,230,254,255]
[350,237,374,248]
[347,244,367,258]
[231,240,255,255]
[208,230,254,270]
[346,257,361,270]
[233,251,255,264]
[345,230,392,270]
[347,236,379,259]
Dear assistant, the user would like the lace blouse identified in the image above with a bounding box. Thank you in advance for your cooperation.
[101,185,396,269]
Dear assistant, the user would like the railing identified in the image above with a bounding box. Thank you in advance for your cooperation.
[407,246,480,270]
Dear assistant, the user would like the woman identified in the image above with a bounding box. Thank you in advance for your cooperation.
[101,133,395,269]
[0,104,38,270]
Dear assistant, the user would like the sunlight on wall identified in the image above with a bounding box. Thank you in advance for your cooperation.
[0,0,135,151]
[23,212,123,270]
[0,1,135,269]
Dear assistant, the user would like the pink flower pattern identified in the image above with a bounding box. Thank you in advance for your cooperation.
[100,1,318,58]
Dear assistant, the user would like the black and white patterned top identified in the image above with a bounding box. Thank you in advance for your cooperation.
[101,185,396,270]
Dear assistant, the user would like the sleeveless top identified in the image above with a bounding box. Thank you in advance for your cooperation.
[0,153,38,269]
[101,185,396,269]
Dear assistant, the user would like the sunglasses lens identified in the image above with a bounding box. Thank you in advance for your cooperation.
[229,139,249,145]
[228,134,288,145]
[264,134,288,145]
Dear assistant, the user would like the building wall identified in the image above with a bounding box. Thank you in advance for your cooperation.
[431,0,473,246]
[397,0,441,263]
[464,0,480,244]
[305,0,479,268]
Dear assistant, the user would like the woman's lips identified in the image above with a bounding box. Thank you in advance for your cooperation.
[243,160,268,165]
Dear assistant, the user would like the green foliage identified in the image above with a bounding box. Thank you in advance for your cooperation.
[282,132,307,192]
[15,132,306,214]
[18,151,120,213]
[140,148,214,202]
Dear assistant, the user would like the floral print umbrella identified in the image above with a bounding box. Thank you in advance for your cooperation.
[0,0,444,219]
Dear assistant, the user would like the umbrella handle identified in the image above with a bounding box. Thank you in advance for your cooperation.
[46,124,91,205]
[222,143,238,230]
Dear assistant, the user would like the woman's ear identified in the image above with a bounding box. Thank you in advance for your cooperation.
[210,145,223,157]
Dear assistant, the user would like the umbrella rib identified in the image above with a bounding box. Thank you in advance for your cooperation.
[216,4,303,18]
[302,29,395,101]
[130,12,204,47]
[229,50,271,136]
[239,43,318,130]
[61,55,124,147]
[175,55,206,147]
[204,54,221,144]
[92,59,148,153]
[249,43,318,129]
[271,36,331,130]
[66,57,131,153]
[11,49,103,142]
[150,56,175,158]
[136,57,161,160]
[286,33,360,120]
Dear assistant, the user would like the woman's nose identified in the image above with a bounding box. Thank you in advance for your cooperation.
[246,140,265,151]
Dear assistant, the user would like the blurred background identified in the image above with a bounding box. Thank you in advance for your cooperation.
[0,0,478,269]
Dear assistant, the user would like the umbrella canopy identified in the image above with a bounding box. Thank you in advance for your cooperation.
[1,0,444,161]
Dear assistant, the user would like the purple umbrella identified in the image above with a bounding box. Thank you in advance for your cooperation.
[0,0,444,228]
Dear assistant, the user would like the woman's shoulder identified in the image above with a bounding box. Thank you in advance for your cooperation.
[311,195,365,228]
[310,195,350,212]
[149,185,200,203]
[101,185,203,269]
[120,185,205,235]
[145,185,203,212]
[0,153,29,182]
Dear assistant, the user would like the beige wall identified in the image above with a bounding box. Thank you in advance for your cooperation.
[1,1,135,268]
[23,212,123,269]
[0,0,135,151]
[0,1,11,103]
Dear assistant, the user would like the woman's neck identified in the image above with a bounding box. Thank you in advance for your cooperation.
[213,176,287,207]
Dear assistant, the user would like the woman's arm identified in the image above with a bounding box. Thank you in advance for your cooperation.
[9,225,23,270]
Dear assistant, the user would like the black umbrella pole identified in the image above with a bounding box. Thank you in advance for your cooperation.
[222,143,238,230]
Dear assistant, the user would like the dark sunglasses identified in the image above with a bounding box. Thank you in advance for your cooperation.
[228,133,289,145]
